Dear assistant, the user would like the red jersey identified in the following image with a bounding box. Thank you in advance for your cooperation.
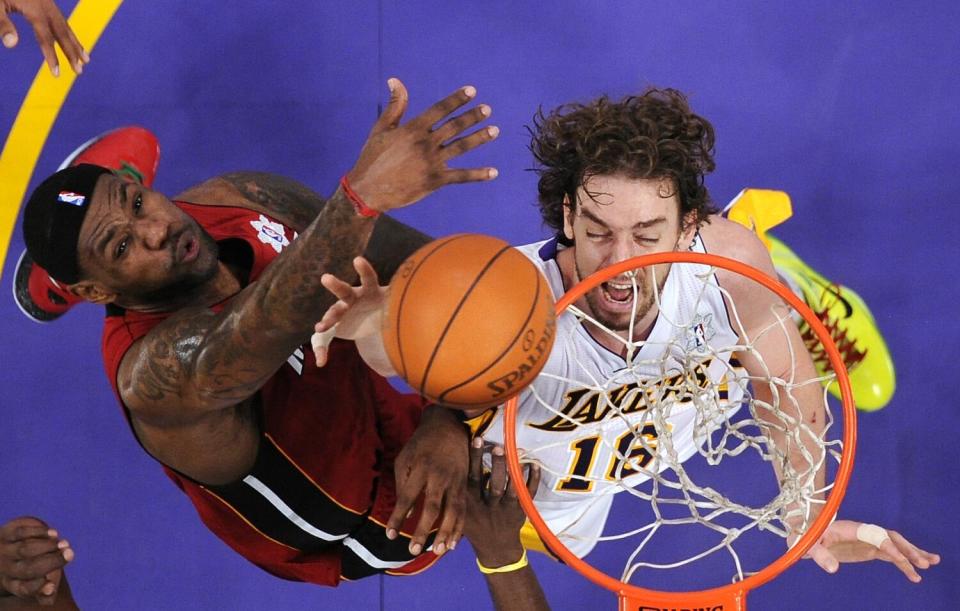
[101,201,439,585]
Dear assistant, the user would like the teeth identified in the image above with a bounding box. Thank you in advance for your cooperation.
[607,282,632,290]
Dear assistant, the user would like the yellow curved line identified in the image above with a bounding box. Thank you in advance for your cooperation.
[0,0,124,280]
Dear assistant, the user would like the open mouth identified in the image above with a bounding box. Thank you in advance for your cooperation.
[600,280,635,307]
[177,231,199,264]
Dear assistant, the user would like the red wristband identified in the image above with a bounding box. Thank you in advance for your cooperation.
[340,175,380,218]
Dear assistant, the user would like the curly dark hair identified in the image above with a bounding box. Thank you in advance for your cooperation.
[529,88,718,244]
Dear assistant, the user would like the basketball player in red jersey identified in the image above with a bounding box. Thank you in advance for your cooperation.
[18,79,497,587]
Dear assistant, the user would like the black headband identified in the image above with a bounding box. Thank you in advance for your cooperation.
[22,164,111,284]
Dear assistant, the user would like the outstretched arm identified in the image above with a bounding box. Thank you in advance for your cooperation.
[464,439,548,611]
[176,171,434,283]
[709,218,940,581]
[119,80,499,422]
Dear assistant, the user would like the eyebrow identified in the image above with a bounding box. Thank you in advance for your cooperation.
[578,207,667,230]
[90,178,121,259]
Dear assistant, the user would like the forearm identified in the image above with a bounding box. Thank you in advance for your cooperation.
[752,327,828,530]
[199,189,376,387]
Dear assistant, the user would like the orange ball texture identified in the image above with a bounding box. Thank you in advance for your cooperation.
[383,234,557,409]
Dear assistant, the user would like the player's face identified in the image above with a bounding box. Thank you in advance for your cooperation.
[564,174,690,333]
[74,173,219,304]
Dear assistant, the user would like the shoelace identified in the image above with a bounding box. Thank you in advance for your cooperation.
[799,287,867,372]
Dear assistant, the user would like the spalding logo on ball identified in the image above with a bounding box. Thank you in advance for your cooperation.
[383,234,556,410]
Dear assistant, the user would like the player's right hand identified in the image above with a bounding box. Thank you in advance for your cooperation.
[0,516,73,605]
[344,78,499,214]
[464,439,541,567]
[1,0,90,76]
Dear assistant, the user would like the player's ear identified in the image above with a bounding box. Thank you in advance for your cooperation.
[562,193,576,242]
[69,280,117,305]
[678,210,699,250]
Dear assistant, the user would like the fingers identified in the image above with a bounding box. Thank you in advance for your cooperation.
[2,575,47,598]
[47,11,85,74]
[409,85,478,132]
[441,125,500,162]
[0,14,19,49]
[2,547,71,581]
[488,446,507,501]
[353,256,379,289]
[320,272,356,304]
[35,569,62,606]
[888,530,940,570]
[468,437,484,484]
[525,463,542,500]
[1,524,54,544]
[385,468,424,542]
[408,482,444,556]
[431,489,466,556]
[374,78,409,133]
[443,167,499,185]
[431,104,492,145]
[876,535,922,583]
[807,542,840,574]
[27,12,60,77]
[310,327,336,367]
[3,536,61,560]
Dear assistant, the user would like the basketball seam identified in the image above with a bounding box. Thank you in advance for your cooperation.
[437,265,545,405]
[392,234,467,383]
[419,244,515,400]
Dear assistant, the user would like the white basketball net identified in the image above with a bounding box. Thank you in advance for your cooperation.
[519,260,845,587]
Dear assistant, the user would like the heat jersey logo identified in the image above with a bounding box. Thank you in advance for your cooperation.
[529,359,716,432]
[250,214,290,253]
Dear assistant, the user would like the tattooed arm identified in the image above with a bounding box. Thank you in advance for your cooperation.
[176,171,434,282]
[119,81,498,425]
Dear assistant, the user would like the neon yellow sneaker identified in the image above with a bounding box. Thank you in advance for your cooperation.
[767,236,895,411]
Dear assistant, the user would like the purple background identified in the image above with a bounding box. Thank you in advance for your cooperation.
[1,1,957,608]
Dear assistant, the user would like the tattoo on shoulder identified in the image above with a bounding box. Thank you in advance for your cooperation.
[127,312,212,406]
[219,172,326,230]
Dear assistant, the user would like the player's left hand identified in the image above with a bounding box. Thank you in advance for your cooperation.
[464,439,541,567]
[802,519,940,582]
[386,406,469,557]
[0,0,90,76]
[311,256,386,367]
[0,516,73,605]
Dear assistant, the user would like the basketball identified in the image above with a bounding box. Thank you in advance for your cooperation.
[382,234,556,409]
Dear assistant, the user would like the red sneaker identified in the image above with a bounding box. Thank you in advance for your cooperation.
[13,126,160,323]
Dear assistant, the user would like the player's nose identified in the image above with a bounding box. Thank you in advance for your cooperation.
[609,236,641,265]
[138,217,170,250]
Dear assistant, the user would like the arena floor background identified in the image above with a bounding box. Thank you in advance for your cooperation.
[1,1,957,609]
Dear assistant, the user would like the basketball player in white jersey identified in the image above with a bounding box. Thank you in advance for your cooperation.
[312,89,938,584]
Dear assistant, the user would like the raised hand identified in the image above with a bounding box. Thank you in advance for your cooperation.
[0,517,73,605]
[464,439,541,566]
[463,440,549,611]
[804,519,939,582]
[346,78,499,213]
[1,0,89,76]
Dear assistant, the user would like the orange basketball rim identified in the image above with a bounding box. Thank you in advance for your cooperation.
[504,251,857,611]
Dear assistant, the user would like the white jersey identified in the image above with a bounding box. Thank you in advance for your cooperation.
[479,236,744,557]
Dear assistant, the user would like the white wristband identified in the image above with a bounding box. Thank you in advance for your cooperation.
[856,523,890,548]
